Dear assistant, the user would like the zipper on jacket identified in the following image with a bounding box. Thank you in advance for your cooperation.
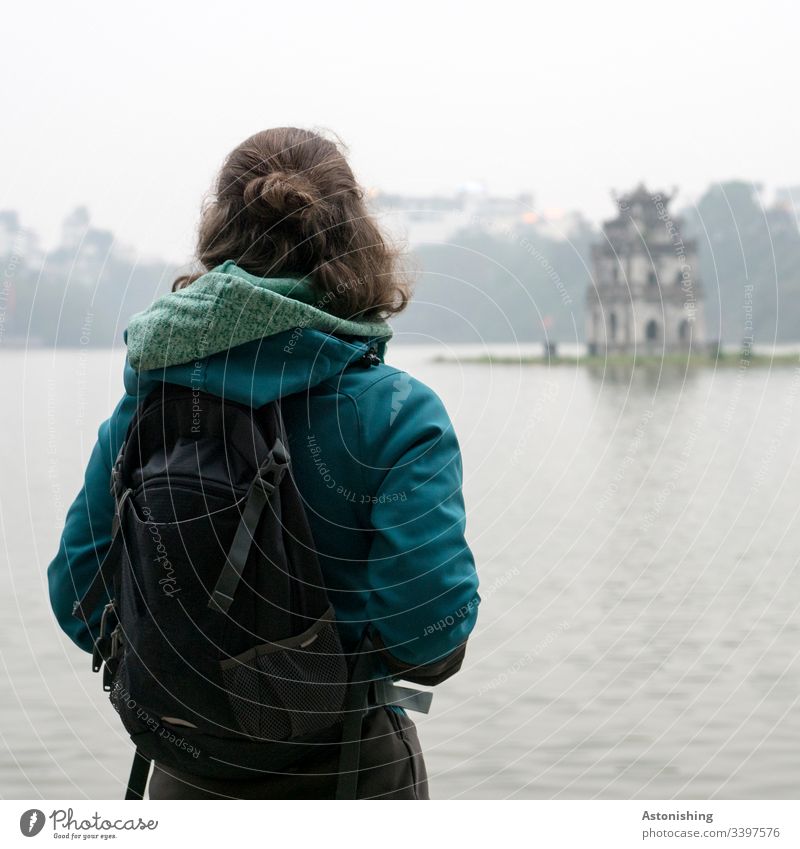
[358,346,381,368]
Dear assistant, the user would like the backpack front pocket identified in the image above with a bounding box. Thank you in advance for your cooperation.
[220,610,348,742]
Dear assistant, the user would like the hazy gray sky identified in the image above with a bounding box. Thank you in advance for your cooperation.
[3,0,798,261]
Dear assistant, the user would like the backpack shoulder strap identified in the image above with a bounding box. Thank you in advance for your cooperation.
[124,749,152,800]
[335,642,375,800]
[207,437,289,614]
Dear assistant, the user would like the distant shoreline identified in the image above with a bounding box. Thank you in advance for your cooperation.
[4,342,800,370]
[434,351,800,368]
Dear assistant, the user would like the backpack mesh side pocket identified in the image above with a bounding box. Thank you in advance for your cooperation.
[220,612,348,742]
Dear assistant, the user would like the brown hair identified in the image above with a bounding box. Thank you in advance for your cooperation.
[174,127,409,320]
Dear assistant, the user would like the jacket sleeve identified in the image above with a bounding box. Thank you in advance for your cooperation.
[360,372,480,684]
[47,392,139,653]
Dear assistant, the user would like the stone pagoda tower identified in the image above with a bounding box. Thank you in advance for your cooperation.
[586,184,705,354]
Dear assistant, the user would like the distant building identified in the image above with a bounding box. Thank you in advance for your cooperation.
[768,188,800,236]
[586,184,705,354]
[0,210,41,262]
[49,206,115,284]
[371,187,535,246]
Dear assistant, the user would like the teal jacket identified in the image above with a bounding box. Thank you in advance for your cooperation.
[48,262,480,681]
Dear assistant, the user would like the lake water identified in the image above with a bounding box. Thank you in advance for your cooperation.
[2,346,799,799]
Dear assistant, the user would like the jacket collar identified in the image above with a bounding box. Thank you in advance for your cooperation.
[125,260,392,372]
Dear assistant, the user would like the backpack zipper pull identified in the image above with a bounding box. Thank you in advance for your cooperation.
[359,346,381,367]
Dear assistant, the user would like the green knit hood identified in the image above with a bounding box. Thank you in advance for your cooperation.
[126,260,393,372]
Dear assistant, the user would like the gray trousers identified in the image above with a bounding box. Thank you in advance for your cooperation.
[148,707,429,800]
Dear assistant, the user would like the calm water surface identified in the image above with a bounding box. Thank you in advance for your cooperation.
[1,346,798,799]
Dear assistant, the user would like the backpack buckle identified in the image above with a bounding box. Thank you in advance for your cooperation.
[255,440,289,491]
[109,446,125,498]
[109,622,123,661]
[99,600,116,636]
[102,625,124,692]
[92,601,117,673]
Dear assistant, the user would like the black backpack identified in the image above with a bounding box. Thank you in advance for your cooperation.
[73,385,431,799]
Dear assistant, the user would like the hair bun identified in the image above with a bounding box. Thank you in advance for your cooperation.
[243,171,321,222]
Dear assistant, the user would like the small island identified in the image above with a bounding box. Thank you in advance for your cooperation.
[435,186,800,370]
[436,348,800,368]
